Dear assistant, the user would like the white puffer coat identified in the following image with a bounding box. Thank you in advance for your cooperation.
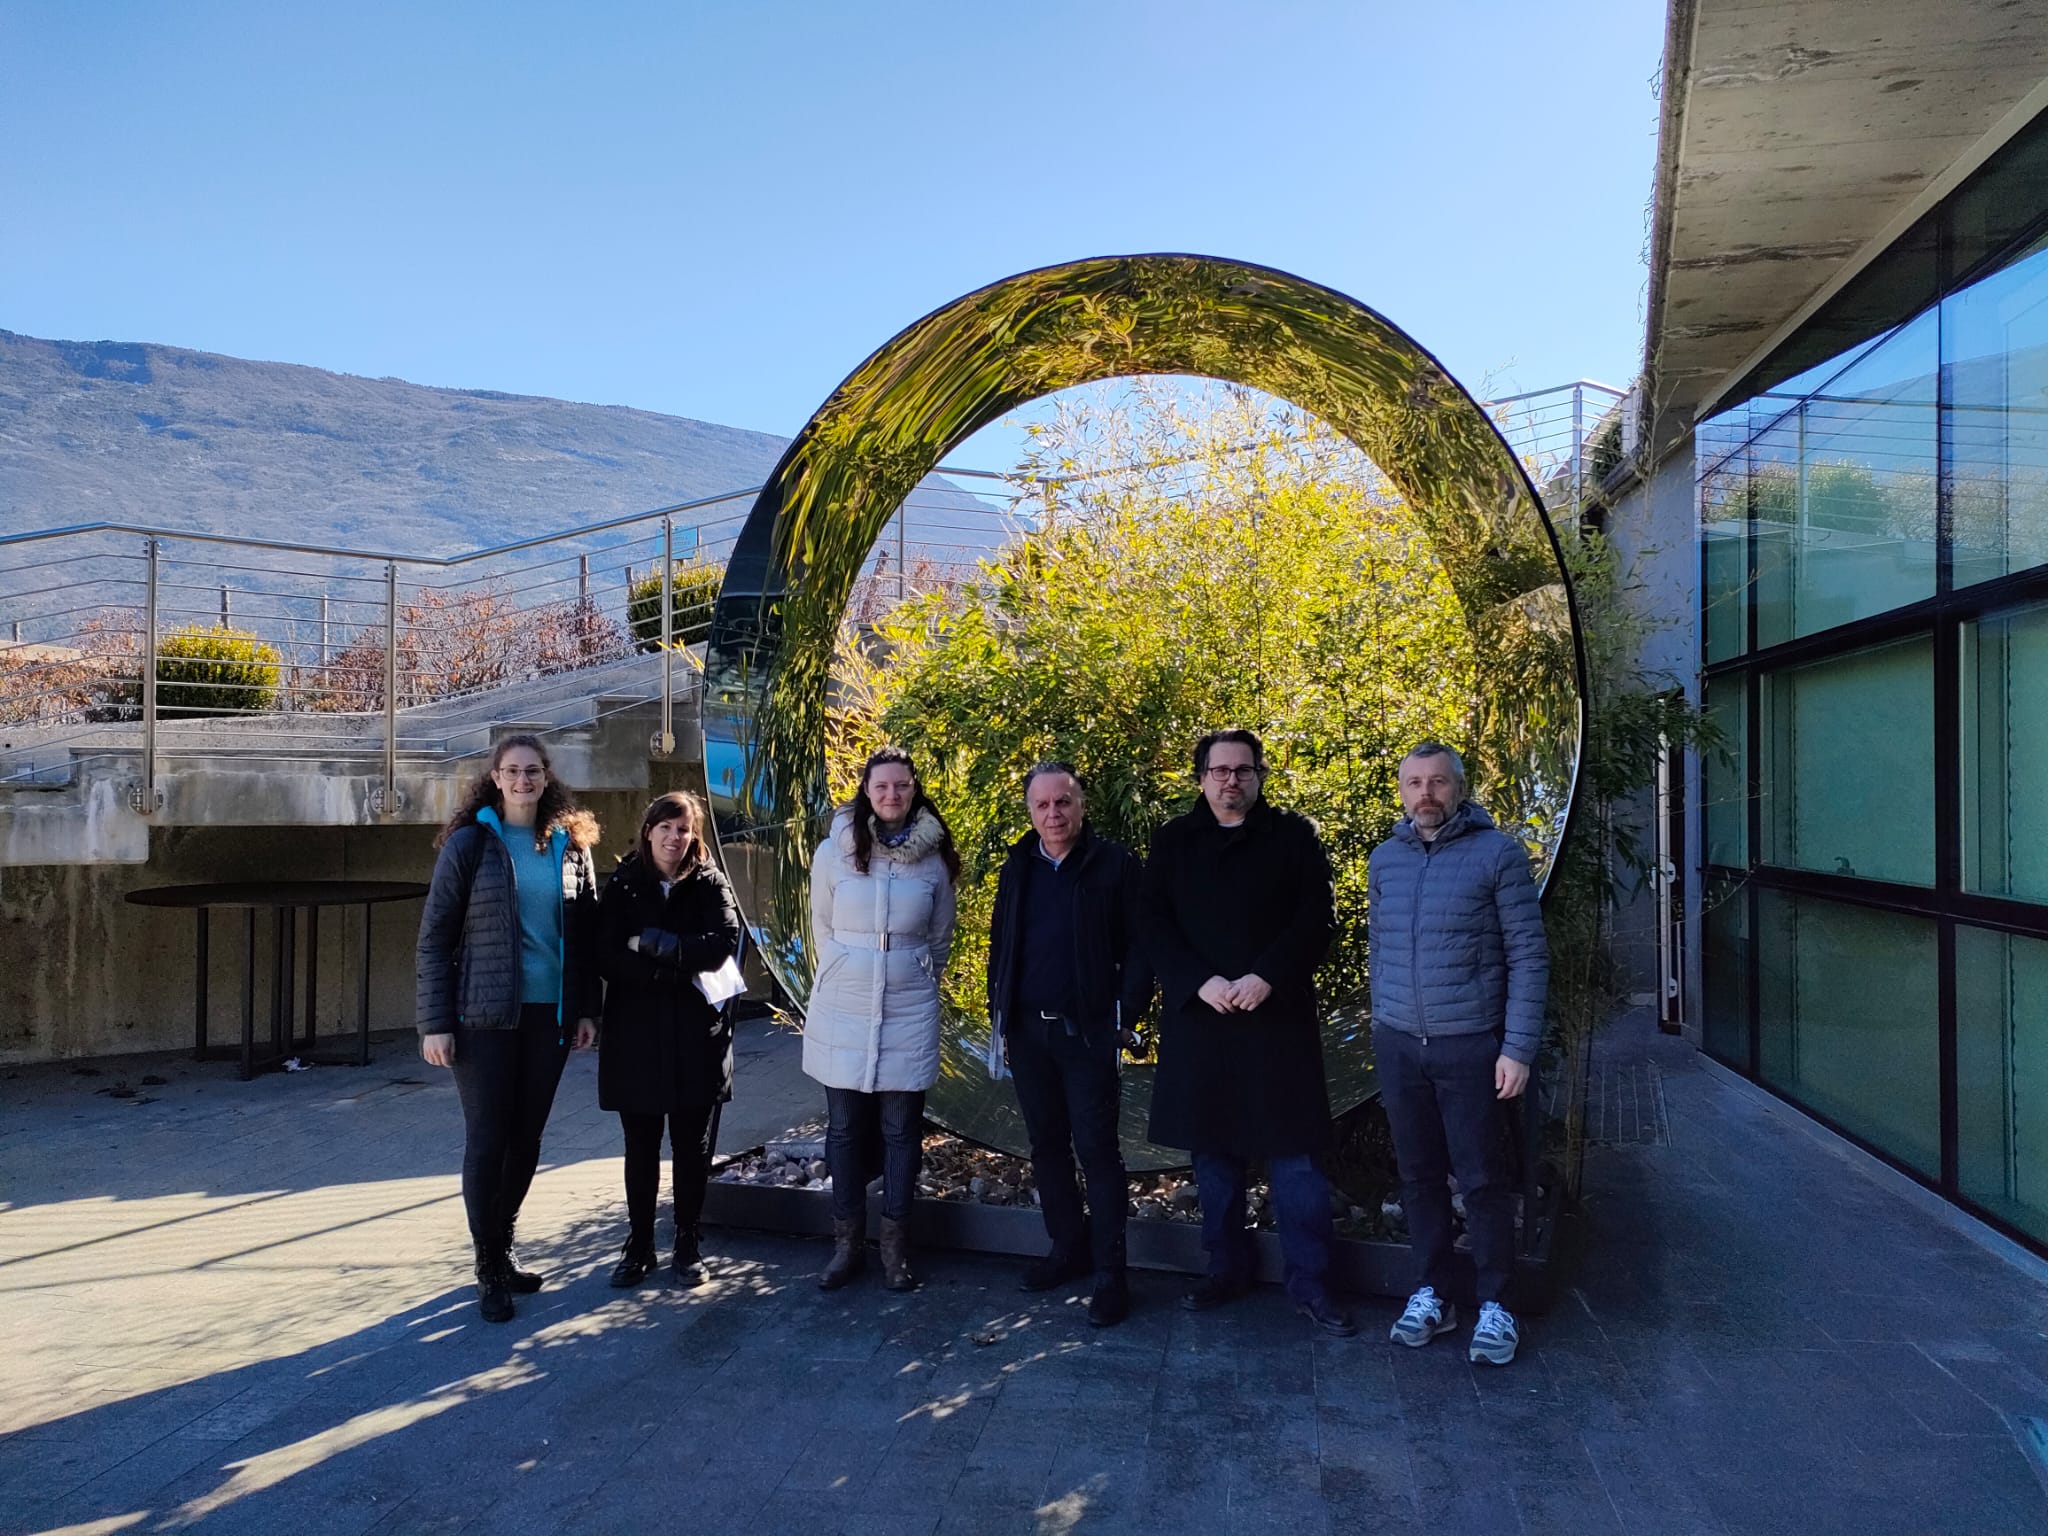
[802,807,958,1093]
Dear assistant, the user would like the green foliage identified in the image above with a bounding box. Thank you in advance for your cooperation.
[627,562,722,652]
[1749,459,1927,539]
[155,624,282,716]
[830,384,1477,1010]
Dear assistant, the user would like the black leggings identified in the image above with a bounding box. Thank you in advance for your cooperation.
[451,1004,571,1253]
[619,1102,718,1254]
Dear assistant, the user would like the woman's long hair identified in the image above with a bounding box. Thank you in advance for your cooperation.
[847,746,962,882]
[436,733,600,851]
[634,790,712,877]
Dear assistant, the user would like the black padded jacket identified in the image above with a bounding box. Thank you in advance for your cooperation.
[415,816,602,1036]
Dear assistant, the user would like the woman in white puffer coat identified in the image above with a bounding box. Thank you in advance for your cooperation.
[805,746,960,1294]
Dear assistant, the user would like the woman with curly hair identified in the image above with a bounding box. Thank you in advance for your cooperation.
[805,746,960,1293]
[416,733,602,1322]
[597,790,744,1288]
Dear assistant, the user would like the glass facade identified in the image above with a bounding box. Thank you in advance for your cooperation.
[1756,892,1940,1178]
[1698,106,2048,1251]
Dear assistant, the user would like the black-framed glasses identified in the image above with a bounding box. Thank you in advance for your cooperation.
[1203,765,1262,782]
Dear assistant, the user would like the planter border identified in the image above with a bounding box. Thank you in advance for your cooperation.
[702,1179,1572,1312]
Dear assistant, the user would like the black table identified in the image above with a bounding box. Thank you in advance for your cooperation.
[127,881,429,1079]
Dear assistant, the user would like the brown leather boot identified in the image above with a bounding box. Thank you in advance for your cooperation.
[818,1216,865,1291]
[879,1216,918,1292]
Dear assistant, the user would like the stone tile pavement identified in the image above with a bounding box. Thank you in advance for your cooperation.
[3,1014,2048,1534]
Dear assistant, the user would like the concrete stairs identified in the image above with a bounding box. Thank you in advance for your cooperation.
[0,653,704,866]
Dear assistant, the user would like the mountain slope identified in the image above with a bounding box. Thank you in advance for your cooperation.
[0,330,797,554]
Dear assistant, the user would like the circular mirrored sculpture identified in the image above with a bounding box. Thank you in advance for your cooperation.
[703,254,1585,1170]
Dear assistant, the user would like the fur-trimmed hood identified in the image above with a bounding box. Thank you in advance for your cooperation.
[831,806,948,866]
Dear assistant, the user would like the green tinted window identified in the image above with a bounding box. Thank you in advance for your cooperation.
[1757,891,1938,1176]
[1957,926,2048,1246]
[1762,636,1933,885]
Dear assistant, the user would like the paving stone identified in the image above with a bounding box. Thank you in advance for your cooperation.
[7,1017,2048,1532]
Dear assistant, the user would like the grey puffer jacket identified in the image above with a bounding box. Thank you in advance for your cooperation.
[1365,802,1548,1064]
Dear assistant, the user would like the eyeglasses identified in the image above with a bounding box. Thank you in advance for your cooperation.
[1203,765,1261,782]
[498,766,545,781]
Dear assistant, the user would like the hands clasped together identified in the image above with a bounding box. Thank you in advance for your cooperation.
[1196,973,1273,1013]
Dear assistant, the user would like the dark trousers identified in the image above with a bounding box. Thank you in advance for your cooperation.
[1192,1150,1334,1305]
[620,1101,718,1256]
[1374,1025,1515,1304]
[1007,1015,1127,1273]
[451,1003,571,1254]
[824,1086,924,1223]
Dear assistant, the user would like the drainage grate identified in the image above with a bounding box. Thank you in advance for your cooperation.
[1583,1061,1672,1146]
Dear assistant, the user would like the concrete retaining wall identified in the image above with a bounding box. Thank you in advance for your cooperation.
[0,771,715,1063]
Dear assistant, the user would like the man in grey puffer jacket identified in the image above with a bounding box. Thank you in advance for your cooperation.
[1367,741,1548,1366]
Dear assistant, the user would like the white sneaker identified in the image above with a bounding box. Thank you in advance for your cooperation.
[1388,1286,1457,1347]
[1468,1301,1519,1365]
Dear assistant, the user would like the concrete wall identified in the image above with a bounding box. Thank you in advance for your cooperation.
[0,765,715,1063]
[1600,442,1702,1036]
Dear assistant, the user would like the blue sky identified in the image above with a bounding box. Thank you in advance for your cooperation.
[1,1,1666,468]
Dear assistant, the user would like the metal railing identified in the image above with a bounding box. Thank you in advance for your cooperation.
[1487,380,1631,520]
[0,383,1616,804]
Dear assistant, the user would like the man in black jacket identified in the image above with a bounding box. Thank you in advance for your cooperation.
[1142,729,1355,1337]
[987,762,1152,1327]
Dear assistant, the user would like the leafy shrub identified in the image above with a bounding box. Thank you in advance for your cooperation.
[156,625,282,716]
[828,385,1476,1009]
[627,561,722,651]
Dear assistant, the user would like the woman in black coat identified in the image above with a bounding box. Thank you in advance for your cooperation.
[598,790,744,1287]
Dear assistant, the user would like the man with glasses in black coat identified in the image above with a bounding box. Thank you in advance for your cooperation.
[1141,728,1355,1337]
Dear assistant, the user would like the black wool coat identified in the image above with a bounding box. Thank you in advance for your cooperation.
[1142,796,1337,1157]
[597,853,745,1114]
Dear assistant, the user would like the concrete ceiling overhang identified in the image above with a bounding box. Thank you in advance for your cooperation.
[1640,0,2048,465]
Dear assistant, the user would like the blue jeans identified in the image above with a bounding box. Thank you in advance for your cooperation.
[824,1087,924,1224]
[1373,1025,1515,1303]
[1191,1150,1333,1305]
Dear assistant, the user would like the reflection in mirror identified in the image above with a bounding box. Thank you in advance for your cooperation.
[703,256,1585,1169]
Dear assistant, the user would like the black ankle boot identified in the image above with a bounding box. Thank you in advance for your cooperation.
[501,1220,544,1294]
[474,1249,515,1323]
[609,1237,659,1288]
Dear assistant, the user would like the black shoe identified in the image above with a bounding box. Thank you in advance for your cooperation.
[475,1257,515,1323]
[1087,1276,1130,1329]
[503,1255,544,1294]
[609,1240,659,1288]
[1180,1275,1250,1312]
[501,1221,544,1293]
[1018,1248,1091,1293]
[672,1248,708,1287]
[1296,1295,1358,1337]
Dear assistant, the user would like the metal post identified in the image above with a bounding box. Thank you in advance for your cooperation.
[219,584,230,626]
[131,537,163,814]
[319,593,331,687]
[357,904,373,1067]
[1570,383,1585,517]
[577,554,591,660]
[895,505,907,601]
[370,562,403,814]
[653,517,675,757]
[193,908,210,1060]
[303,905,320,1051]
